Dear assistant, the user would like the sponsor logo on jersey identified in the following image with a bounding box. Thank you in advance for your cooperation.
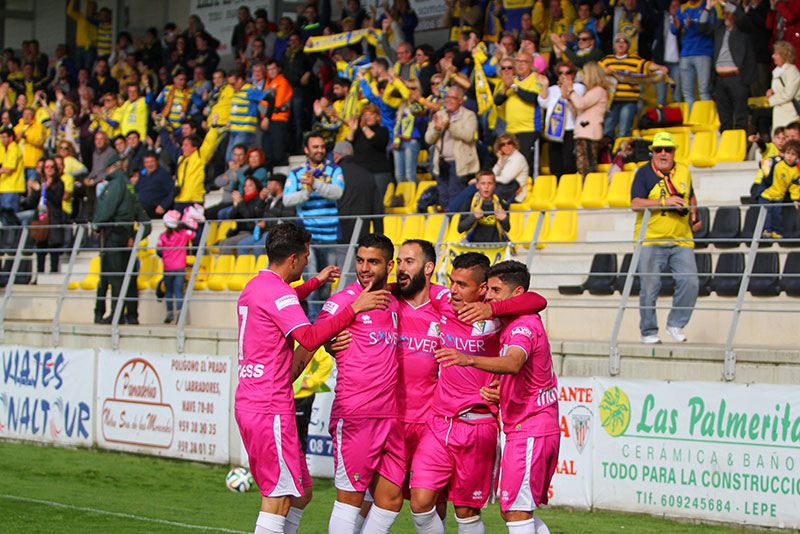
[426,321,440,338]
[472,490,483,500]
[471,318,501,336]
[510,326,532,338]
[361,314,372,324]
[275,294,300,310]
[322,301,339,315]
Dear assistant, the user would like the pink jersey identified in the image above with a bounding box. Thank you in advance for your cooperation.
[396,284,449,423]
[235,270,310,415]
[431,292,502,417]
[499,314,559,437]
[318,282,400,419]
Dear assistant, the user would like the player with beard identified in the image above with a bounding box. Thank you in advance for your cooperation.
[437,260,559,534]
[409,252,547,534]
[316,233,406,534]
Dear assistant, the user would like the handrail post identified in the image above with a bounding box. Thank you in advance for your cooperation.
[525,210,546,270]
[52,224,86,346]
[111,224,145,350]
[340,217,363,288]
[608,208,651,376]
[0,226,29,343]
[176,221,211,353]
[723,204,766,381]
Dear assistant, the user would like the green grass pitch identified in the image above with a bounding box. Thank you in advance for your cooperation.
[0,441,779,533]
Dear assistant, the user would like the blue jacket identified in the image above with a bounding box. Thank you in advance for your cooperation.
[135,166,175,210]
[672,1,716,57]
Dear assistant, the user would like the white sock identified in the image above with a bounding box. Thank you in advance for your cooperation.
[361,504,400,534]
[411,507,444,534]
[354,513,365,534]
[533,516,551,534]
[455,513,485,534]
[507,518,536,534]
[284,507,304,534]
[255,511,285,534]
[329,501,361,534]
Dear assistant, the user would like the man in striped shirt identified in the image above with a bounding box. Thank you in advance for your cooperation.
[283,133,345,321]
[225,68,271,162]
[600,33,667,139]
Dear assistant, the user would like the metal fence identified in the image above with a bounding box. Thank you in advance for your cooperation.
[1,203,797,380]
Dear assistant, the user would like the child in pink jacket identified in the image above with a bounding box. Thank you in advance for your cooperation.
[157,210,195,324]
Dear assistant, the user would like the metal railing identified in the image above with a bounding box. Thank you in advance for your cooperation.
[1,203,798,381]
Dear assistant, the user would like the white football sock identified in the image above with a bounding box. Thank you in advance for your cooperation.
[361,504,400,534]
[283,507,304,534]
[533,516,551,534]
[255,511,285,534]
[329,501,362,534]
[455,513,485,534]
[507,518,535,534]
[411,507,444,534]
[354,513,365,534]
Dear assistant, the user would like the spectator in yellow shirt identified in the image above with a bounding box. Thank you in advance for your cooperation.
[13,106,45,180]
[114,83,148,140]
[0,128,25,212]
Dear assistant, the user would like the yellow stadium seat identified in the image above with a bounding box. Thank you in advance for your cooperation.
[423,214,447,243]
[607,171,635,208]
[215,221,237,244]
[411,180,436,208]
[613,137,633,154]
[138,238,154,258]
[716,129,746,162]
[383,182,395,208]
[256,255,268,271]
[689,131,718,167]
[418,150,428,163]
[554,174,582,210]
[506,212,527,245]
[673,132,690,164]
[748,96,768,108]
[383,215,404,244]
[148,257,164,290]
[204,221,218,246]
[388,182,417,214]
[192,255,214,290]
[73,256,101,290]
[529,175,558,210]
[579,172,609,209]
[417,172,433,183]
[227,255,256,291]
[509,211,550,248]
[208,255,235,291]
[538,142,549,172]
[597,163,611,172]
[527,211,551,248]
[542,211,578,244]
[688,101,717,132]
[137,255,159,290]
[400,215,425,243]
[444,214,467,243]
[622,162,639,171]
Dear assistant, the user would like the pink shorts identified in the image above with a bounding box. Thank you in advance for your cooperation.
[235,410,312,498]
[409,415,499,508]
[330,417,406,492]
[499,433,560,512]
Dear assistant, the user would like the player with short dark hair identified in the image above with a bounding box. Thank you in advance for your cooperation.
[235,223,390,534]
[437,260,559,534]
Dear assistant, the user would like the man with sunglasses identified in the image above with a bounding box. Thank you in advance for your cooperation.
[553,30,604,68]
[630,132,702,344]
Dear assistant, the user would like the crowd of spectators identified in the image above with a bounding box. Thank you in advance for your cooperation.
[0,0,797,269]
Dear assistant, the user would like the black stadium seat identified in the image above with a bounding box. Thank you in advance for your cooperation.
[692,207,710,249]
[712,252,745,296]
[614,253,640,296]
[780,252,800,296]
[695,253,712,297]
[738,206,772,248]
[708,207,741,248]
[748,252,781,296]
[779,206,800,248]
[558,253,617,296]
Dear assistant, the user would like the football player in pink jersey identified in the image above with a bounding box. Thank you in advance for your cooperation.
[235,223,390,534]
[437,260,560,534]
[409,252,547,534]
[316,233,407,534]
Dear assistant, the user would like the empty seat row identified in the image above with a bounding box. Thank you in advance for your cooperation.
[559,251,800,297]
[694,206,800,249]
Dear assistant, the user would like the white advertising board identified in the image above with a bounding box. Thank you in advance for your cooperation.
[191,0,267,57]
[96,349,231,464]
[548,377,593,509]
[0,346,94,445]
[593,378,800,529]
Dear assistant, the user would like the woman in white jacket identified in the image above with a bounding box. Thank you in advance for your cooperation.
[492,132,529,204]
[767,41,800,134]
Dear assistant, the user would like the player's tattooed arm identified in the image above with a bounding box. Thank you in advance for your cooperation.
[458,291,547,324]
[291,345,316,381]
[435,346,526,375]
[327,329,352,357]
